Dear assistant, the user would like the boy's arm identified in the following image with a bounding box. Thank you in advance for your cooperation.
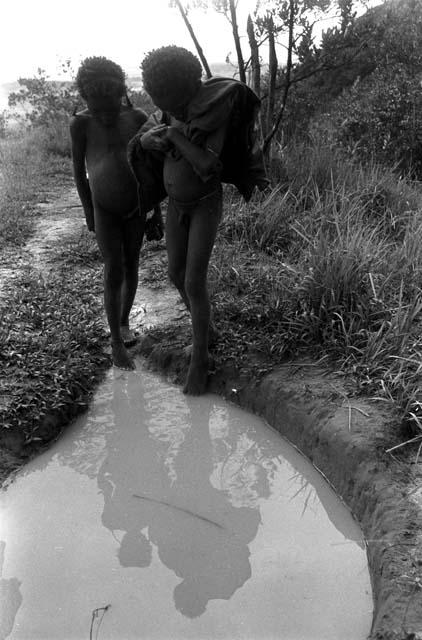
[69,115,95,231]
[165,123,227,182]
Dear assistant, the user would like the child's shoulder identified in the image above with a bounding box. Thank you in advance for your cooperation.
[121,105,148,126]
[69,109,90,132]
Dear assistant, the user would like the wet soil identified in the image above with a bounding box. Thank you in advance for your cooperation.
[0,185,422,639]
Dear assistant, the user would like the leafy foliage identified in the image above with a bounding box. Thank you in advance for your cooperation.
[283,0,422,143]
[8,62,79,127]
[334,66,422,177]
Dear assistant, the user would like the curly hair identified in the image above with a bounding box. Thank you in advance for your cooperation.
[76,56,126,100]
[141,46,202,103]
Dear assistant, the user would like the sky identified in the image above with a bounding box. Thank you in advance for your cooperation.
[0,0,258,85]
[0,0,382,89]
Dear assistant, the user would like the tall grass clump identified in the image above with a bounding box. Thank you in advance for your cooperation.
[0,125,71,247]
[212,134,422,435]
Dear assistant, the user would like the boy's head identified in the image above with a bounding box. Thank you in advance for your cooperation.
[76,57,126,125]
[141,46,202,119]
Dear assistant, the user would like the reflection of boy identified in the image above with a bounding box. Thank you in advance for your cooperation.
[135,45,268,395]
[70,57,163,370]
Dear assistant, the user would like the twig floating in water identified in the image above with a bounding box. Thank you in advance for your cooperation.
[133,493,225,530]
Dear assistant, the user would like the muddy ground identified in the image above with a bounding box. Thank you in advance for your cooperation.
[1,186,422,640]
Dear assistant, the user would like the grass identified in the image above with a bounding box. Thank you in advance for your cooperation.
[1,119,422,452]
[210,137,422,443]
[0,259,109,442]
[0,125,71,248]
[0,121,108,444]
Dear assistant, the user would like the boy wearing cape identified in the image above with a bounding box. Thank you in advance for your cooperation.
[129,46,268,394]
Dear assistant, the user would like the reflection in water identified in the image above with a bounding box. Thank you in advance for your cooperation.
[98,374,261,618]
[0,359,372,639]
[0,542,22,640]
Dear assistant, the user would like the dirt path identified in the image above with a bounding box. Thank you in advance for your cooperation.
[24,190,83,270]
[1,185,422,639]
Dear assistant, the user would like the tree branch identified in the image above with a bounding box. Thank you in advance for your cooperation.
[229,0,246,83]
[174,0,212,78]
[263,0,295,152]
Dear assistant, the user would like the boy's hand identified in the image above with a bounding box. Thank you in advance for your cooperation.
[165,126,180,143]
[140,125,171,152]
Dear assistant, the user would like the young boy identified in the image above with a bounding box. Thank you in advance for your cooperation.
[70,56,163,370]
[136,45,268,395]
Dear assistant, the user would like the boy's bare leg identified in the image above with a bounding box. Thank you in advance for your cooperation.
[182,193,222,395]
[120,215,144,346]
[95,207,135,370]
[166,199,219,361]
[166,200,190,310]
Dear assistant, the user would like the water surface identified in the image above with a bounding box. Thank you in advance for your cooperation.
[0,357,372,639]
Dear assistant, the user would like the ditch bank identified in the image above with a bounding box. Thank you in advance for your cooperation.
[0,185,421,639]
[134,315,422,640]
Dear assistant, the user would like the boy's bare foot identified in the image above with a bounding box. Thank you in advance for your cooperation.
[183,345,215,370]
[183,358,208,395]
[112,342,136,370]
[120,325,139,347]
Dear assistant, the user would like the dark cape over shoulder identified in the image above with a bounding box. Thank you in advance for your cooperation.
[185,76,269,200]
[127,111,169,215]
[128,77,269,210]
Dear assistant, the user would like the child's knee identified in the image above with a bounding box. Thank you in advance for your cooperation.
[122,256,139,278]
[185,275,206,301]
[104,262,124,288]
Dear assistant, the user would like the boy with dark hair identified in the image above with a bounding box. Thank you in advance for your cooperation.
[133,45,268,395]
[70,56,163,370]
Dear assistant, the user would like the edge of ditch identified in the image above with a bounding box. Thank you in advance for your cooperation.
[135,328,422,640]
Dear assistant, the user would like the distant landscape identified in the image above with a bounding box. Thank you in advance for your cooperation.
[0,62,236,112]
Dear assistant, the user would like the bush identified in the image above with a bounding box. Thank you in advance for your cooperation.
[8,65,78,128]
[333,66,422,177]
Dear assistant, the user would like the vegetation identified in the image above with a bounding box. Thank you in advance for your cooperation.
[1,0,422,453]
[209,137,422,442]
[0,97,107,444]
[0,128,70,247]
[0,262,109,441]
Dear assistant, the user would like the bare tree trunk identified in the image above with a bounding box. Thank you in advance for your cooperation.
[229,0,246,83]
[266,16,278,136]
[247,14,261,96]
[174,0,212,78]
[264,0,295,152]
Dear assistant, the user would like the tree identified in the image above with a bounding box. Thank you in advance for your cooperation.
[247,13,261,95]
[8,62,79,127]
[173,0,385,156]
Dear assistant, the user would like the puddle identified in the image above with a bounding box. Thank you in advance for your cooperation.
[0,357,372,639]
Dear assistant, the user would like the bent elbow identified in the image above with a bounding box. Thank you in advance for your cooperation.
[199,156,223,182]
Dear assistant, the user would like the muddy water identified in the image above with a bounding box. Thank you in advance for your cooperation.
[0,357,372,640]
